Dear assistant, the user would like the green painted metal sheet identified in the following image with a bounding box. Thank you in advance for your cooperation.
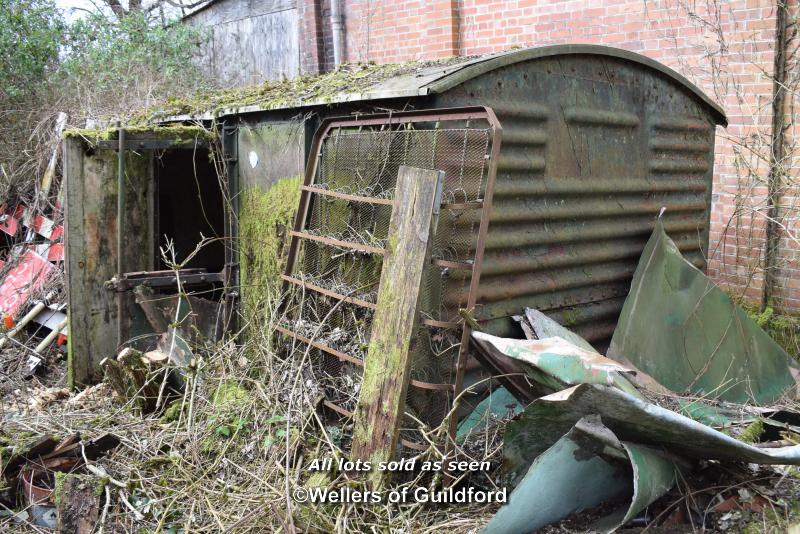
[504,384,800,470]
[237,122,305,190]
[456,387,522,442]
[524,307,597,352]
[473,332,644,398]
[483,415,676,534]
[608,219,799,404]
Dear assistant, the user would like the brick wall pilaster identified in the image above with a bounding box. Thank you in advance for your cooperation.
[423,0,459,57]
[298,0,325,75]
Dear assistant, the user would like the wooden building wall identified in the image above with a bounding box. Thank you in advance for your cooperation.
[186,0,299,87]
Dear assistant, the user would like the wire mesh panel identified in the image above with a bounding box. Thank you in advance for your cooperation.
[279,107,502,452]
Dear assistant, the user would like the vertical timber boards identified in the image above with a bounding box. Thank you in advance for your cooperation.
[117,150,154,345]
[351,166,443,488]
[64,139,153,387]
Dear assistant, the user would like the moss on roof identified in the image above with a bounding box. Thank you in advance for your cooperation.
[135,57,475,123]
[63,124,217,144]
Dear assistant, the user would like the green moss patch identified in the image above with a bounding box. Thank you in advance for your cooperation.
[212,381,250,408]
[740,302,800,359]
[63,124,216,145]
[134,57,473,121]
[238,176,301,324]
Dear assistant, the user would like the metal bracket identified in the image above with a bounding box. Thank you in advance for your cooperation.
[105,269,225,292]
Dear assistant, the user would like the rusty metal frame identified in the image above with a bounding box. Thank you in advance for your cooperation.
[109,269,225,292]
[281,106,502,459]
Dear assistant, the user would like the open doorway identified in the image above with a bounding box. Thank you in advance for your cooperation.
[118,145,229,353]
[154,148,226,273]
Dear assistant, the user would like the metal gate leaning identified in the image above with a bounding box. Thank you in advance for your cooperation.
[277,107,502,458]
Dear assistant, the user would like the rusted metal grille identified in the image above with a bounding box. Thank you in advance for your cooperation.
[279,107,501,450]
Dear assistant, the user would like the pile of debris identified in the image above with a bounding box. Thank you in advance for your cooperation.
[464,220,800,533]
[0,218,798,532]
[0,433,119,530]
[0,112,69,384]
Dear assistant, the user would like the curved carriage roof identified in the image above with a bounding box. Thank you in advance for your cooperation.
[161,44,727,126]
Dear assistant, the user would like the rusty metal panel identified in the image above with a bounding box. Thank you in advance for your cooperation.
[162,44,726,124]
[237,122,305,189]
[195,46,725,353]
[433,53,722,348]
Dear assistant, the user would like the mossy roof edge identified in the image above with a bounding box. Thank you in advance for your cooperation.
[63,124,216,143]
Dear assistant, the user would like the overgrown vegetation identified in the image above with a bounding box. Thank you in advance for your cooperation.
[0,3,213,205]
[741,300,800,359]
[0,0,64,199]
[59,11,209,123]
[1,311,501,532]
[0,0,63,102]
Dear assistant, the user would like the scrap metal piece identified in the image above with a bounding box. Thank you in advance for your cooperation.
[475,318,784,432]
[473,332,644,399]
[32,306,66,332]
[608,220,799,404]
[456,387,522,441]
[470,335,545,404]
[23,355,43,377]
[0,249,54,319]
[483,415,676,534]
[109,269,224,292]
[525,308,597,352]
[503,384,800,484]
[30,504,57,529]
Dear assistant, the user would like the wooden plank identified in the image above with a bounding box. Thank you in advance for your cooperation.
[117,149,155,345]
[56,474,100,534]
[185,0,296,27]
[350,166,443,489]
[194,6,299,86]
[65,139,117,388]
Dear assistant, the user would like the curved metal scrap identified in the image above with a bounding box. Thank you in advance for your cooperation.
[483,415,677,534]
[504,384,800,475]
[608,219,800,404]
[472,332,644,398]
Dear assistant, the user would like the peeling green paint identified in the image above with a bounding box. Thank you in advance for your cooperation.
[472,332,644,399]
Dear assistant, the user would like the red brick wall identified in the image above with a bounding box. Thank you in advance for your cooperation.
[298,0,325,74]
[299,0,799,313]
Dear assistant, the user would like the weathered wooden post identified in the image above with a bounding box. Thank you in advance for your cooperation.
[351,165,443,488]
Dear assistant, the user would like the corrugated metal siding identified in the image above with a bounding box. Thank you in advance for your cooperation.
[433,54,717,348]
